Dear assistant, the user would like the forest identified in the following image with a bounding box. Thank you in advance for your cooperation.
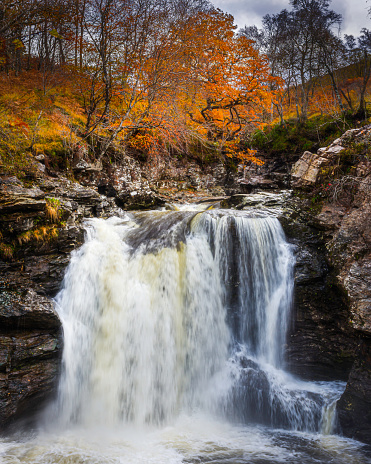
[0,0,370,176]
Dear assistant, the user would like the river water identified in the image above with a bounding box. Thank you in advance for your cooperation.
[1,205,370,463]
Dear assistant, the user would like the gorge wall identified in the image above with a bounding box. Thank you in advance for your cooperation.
[0,126,370,443]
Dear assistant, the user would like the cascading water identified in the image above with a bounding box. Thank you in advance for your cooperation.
[54,210,301,429]
[55,212,230,427]
[1,202,370,464]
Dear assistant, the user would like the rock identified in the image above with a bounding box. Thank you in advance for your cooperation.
[0,282,61,431]
[290,126,371,442]
[0,288,60,330]
[284,226,356,380]
[0,350,60,430]
[277,196,357,380]
[325,177,371,336]
[291,125,371,188]
[291,151,319,182]
[313,205,346,232]
[116,188,165,210]
[0,195,46,214]
[337,339,371,444]
[74,159,89,170]
[34,154,45,162]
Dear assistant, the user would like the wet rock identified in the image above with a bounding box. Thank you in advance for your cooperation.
[0,288,60,330]
[337,339,371,444]
[0,282,61,431]
[0,352,60,431]
[116,188,165,210]
[280,197,358,381]
[289,126,371,442]
[228,357,324,431]
[221,190,291,215]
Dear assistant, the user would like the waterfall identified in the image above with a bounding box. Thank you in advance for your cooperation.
[4,204,369,464]
[53,209,335,432]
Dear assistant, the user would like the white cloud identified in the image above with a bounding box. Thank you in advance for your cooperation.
[212,0,370,36]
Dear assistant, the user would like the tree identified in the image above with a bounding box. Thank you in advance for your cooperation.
[348,29,371,118]
[241,0,343,122]
[181,9,278,160]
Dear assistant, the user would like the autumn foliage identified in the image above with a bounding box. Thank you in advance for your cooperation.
[0,1,277,170]
[0,0,369,176]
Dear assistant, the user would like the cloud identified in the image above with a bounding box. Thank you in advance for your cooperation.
[335,0,369,36]
[212,0,370,36]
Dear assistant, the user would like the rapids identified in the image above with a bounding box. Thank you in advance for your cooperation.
[1,203,370,463]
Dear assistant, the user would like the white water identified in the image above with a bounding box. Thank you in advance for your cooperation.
[1,206,370,463]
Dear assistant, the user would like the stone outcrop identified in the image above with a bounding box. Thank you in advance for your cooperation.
[291,125,370,188]
[337,340,371,444]
[290,124,371,443]
[0,284,61,430]
[281,205,357,381]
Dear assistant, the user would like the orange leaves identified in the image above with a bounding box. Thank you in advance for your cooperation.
[9,116,30,132]
[222,140,264,165]
[179,8,278,144]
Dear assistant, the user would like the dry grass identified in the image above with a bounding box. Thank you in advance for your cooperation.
[0,243,13,260]
[45,198,60,223]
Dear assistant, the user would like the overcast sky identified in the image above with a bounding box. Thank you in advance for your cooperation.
[212,0,370,37]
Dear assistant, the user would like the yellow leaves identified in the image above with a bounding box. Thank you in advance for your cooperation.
[33,227,48,241]
[12,39,24,50]
[0,243,13,260]
[17,231,32,245]
[18,226,59,246]
[49,29,64,40]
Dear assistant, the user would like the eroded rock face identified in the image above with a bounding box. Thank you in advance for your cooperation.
[0,284,61,430]
[289,125,371,443]
[279,202,357,381]
[337,340,371,444]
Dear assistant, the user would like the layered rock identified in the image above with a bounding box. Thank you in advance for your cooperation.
[290,124,371,443]
[281,207,357,381]
[0,285,61,430]
[291,125,370,188]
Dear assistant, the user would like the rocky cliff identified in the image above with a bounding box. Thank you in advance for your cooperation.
[290,124,371,443]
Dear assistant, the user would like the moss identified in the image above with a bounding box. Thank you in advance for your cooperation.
[249,114,359,159]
